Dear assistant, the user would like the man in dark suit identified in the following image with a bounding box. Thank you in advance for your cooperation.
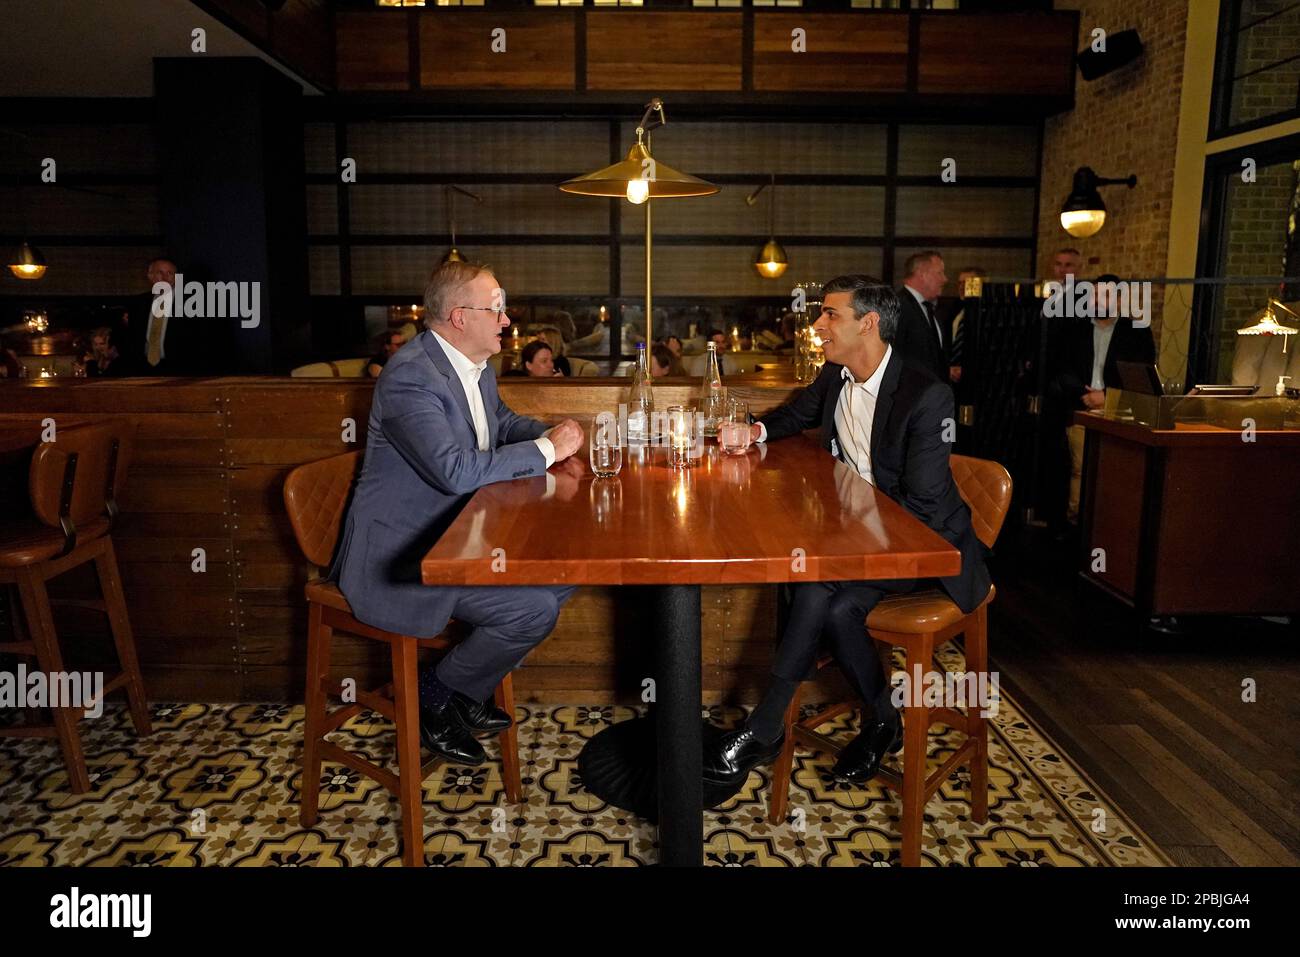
[704,274,991,786]
[117,257,190,375]
[1049,273,1156,523]
[332,260,585,765]
[895,250,951,382]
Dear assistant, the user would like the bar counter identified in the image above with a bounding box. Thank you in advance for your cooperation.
[0,374,859,706]
[1075,405,1300,619]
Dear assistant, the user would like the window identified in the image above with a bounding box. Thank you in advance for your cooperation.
[1211,0,1300,137]
[1192,139,1300,383]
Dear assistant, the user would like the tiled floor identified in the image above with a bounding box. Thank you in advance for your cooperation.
[0,646,1168,867]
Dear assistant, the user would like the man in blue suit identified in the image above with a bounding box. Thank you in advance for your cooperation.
[332,261,584,765]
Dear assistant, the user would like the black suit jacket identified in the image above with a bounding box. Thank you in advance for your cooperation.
[894,287,947,382]
[1048,318,1156,412]
[117,292,229,376]
[758,355,991,614]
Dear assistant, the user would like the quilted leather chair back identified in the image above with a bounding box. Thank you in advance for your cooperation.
[951,454,1013,549]
[283,451,362,568]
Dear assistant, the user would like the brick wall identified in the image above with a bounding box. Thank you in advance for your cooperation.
[1036,0,1189,339]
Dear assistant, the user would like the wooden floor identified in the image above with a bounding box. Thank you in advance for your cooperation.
[986,527,1300,866]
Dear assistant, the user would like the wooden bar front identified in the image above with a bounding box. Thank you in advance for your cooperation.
[0,376,891,706]
[1076,411,1300,618]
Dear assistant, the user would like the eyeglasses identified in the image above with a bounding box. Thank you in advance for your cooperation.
[455,305,507,320]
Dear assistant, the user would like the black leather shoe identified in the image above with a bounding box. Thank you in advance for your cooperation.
[448,691,513,733]
[704,727,784,784]
[419,705,487,765]
[832,710,904,784]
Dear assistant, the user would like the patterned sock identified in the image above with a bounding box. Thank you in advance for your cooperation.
[418,666,455,712]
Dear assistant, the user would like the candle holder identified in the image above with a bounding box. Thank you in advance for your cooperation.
[665,404,698,470]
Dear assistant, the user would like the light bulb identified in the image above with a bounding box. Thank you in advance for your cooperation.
[626,178,650,205]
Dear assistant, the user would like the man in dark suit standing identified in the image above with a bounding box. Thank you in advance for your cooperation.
[895,250,951,383]
[1049,273,1156,524]
[332,260,585,765]
[118,257,184,375]
[704,274,991,786]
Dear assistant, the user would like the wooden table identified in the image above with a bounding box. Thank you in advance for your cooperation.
[422,433,961,865]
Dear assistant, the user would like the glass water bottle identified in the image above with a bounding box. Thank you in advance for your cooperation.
[699,341,725,437]
[626,341,654,443]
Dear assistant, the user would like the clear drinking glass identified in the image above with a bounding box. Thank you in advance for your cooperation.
[718,398,751,455]
[590,411,623,478]
[665,404,697,470]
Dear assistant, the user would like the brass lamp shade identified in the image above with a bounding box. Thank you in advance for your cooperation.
[755,238,788,279]
[441,246,467,264]
[559,142,718,200]
[8,240,47,280]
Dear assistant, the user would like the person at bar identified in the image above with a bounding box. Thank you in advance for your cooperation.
[895,251,950,382]
[650,342,683,377]
[118,256,183,375]
[331,260,584,766]
[367,329,406,378]
[1049,272,1156,526]
[704,274,990,786]
[504,339,564,378]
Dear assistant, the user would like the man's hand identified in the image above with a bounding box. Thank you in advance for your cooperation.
[1081,387,1105,410]
[545,419,585,461]
[749,423,763,443]
[949,365,962,384]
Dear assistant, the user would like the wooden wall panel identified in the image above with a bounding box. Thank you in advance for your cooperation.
[753,13,909,93]
[2,377,817,705]
[336,10,410,91]
[917,13,1076,96]
[586,12,743,92]
[420,12,576,91]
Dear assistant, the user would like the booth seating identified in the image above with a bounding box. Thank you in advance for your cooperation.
[290,358,370,378]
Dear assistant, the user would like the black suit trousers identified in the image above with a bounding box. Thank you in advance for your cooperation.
[773,578,918,718]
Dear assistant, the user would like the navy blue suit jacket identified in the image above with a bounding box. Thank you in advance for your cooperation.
[331,330,549,636]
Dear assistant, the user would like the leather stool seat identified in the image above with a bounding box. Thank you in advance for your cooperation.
[866,584,996,635]
[0,516,110,568]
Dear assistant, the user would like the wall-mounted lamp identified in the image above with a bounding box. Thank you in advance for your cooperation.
[7,240,47,280]
[1060,166,1136,238]
[442,185,484,265]
[746,174,788,279]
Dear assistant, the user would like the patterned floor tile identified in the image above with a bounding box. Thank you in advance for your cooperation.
[0,667,1168,866]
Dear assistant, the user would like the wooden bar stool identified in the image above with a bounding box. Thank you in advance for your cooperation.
[0,420,153,792]
[283,451,524,868]
[768,455,1012,866]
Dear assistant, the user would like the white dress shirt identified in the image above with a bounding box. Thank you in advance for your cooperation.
[754,346,892,485]
[833,345,892,485]
[431,331,554,466]
[1090,319,1118,391]
[904,284,944,349]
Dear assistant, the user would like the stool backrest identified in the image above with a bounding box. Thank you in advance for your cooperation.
[29,419,134,540]
[282,451,362,568]
[950,454,1013,549]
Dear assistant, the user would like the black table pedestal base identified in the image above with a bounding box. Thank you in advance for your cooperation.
[576,718,745,823]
